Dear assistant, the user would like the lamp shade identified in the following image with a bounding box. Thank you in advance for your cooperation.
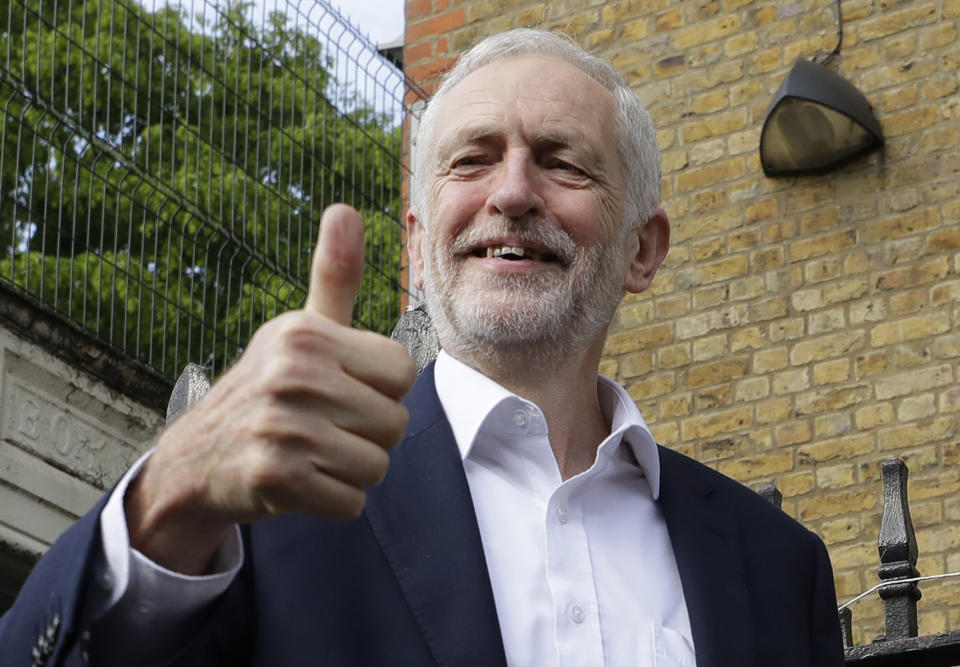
[760,59,884,176]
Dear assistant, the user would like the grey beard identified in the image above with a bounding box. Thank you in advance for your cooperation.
[421,228,626,370]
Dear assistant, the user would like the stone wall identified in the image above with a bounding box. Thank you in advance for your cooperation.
[404,0,960,643]
[0,285,167,612]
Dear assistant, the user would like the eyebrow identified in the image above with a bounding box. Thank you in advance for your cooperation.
[434,124,606,168]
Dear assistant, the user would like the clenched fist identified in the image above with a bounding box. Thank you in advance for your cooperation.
[126,204,417,575]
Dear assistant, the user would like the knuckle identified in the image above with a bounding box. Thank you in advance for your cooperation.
[329,490,366,521]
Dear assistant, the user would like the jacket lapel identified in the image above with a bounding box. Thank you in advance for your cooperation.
[364,364,508,667]
[657,447,755,667]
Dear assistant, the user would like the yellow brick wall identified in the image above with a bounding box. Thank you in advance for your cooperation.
[405,0,960,644]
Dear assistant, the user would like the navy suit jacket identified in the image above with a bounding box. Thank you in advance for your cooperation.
[0,364,844,666]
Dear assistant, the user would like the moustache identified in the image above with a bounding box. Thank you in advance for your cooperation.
[447,220,579,266]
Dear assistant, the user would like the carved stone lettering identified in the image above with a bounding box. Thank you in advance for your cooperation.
[1,352,161,488]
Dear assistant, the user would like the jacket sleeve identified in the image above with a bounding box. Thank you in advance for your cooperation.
[809,533,846,666]
[0,496,107,666]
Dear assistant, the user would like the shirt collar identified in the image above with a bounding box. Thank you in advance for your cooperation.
[433,350,661,499]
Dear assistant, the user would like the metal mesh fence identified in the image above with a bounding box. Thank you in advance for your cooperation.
[0,0,422,379]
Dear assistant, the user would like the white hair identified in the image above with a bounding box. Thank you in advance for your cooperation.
[410,28,662,229]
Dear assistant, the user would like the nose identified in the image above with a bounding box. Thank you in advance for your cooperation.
[486,152,546,220]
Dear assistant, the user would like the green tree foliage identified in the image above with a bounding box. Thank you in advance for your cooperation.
[0,0,406,378]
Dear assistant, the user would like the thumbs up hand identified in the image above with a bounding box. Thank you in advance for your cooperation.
[126,205,416,575]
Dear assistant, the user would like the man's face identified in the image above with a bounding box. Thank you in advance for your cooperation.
[409,55,633,360]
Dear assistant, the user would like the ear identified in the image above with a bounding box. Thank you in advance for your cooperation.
[623,207,670,294]
[406,208,426,290]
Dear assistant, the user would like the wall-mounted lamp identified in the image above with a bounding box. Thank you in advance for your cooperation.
[759,1,884,177]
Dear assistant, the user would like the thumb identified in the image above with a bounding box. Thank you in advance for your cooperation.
[305,204,365,325]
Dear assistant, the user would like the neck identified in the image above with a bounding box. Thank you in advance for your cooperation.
[447,337,612,480]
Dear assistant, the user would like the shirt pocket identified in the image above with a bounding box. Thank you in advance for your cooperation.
[651,623,697,667]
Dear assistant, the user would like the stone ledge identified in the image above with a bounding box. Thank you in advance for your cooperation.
[0,282,172,412]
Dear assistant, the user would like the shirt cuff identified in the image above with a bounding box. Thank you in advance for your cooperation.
[97,449,243,620]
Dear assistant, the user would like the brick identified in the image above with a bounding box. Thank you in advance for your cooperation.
[791,331,865,365]
[655,8,683,30]
[850,298,889,325]
[698,437,736,462]
[604,322,673,354]
[778,471,815,497]
[749,297,788,322]
[655,294,690,319]
[858,4,937,41]
[675,304,749,339]
[407,8,466,44]
[745,198,778,224]
[616,299,655,328]
[683,356,749,388]
[772,368,809,395]
[862,208,940,242]
[813,359,850,385]
[774,420,812,447]
[676,157,746,191]
[816,464,857,489]
[661,394,692,419]
[731,327,766,351]
[876,257,949,290]
[650,422,679,444]
[940,387,960,413]
[877,416,955,449]
[678,255,748,287]
[755,398,791,424]
[788,230,856,263]
[692,334,728,361]
[681,407,752,440]
[626,373,676,400]
[819,517,862,545]
[735,376,769,402]
[921,22,959,49]
[883,104,942,137]
[725,32,757,57]
[929,228,960,253]
[798,434,874,465]
[875,364,952,399]
[619,351,654,378]
[933,333,960,359]
[672,14,741,49]
[814,413,852,439]
[889,288,926,316]
[716,450,794,480]
[768,317,806,343]
[658,343,691,369]
[623,17,652,40]
[797,489,876,521]
[680,109,748,143]
[808,308,846,335]
[730,276,765,301]
[910,470,960,501]
[598,359,618,379]
[696,385,732,410]
[795,385,872,416]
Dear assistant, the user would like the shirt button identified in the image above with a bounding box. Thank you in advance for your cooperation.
[98,569,113,590]
[569,604,585,624]
[512,410,527,427]
[556,504,568,524]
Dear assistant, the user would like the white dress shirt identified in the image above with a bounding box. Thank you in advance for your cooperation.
[436,351,695,667]
[95,351,695,666]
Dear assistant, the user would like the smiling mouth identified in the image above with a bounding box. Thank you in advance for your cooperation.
[471,245,561,262]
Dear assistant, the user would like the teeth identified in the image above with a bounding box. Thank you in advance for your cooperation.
[486,246,530,259]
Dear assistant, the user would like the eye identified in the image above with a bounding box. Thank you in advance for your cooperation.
[548,159,588,177]
[451,155,487,169]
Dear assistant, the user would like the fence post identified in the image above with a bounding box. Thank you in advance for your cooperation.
[877,457,921,640]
